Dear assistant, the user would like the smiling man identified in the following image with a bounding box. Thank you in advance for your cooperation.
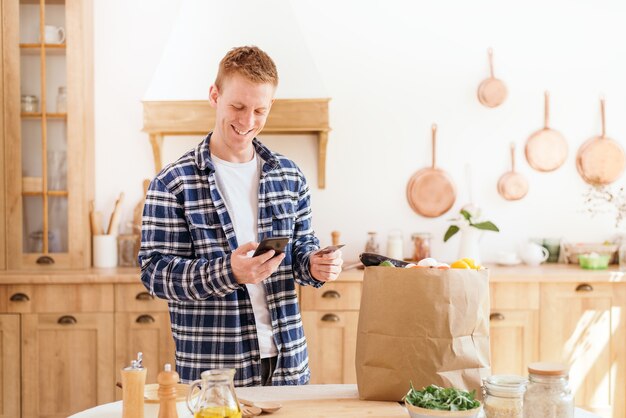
[139,46,343,386]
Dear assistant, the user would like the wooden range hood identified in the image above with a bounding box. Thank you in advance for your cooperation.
[142,98,331,188]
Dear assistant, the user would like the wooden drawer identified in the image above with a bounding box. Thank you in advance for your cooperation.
[490,282,540,310]
[2,284,114,313]
[300,282,362,311]
[115,284,169,312]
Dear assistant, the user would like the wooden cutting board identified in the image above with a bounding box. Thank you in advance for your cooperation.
[257,398,406,417]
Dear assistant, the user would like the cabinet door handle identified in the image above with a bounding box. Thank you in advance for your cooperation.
[136,314,155,324]
[322,290,341,299]
[576,283,594,292]
[135,292,154,301]
[321,313,340,323]
[58,315,77,325]
[10,293,30,302]
[490,312,505,321]
[36,256,55,265]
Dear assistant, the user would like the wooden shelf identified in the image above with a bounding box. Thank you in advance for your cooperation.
[142,99,331,188]
[22,191,69,197]
[22,177,68,196]
[21,112,67,119]
[20,43,66,55]
[20,0,65,5]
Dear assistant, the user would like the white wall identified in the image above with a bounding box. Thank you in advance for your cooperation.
[94,0,626,263]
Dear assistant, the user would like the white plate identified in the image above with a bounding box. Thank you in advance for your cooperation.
[495,258,522,266]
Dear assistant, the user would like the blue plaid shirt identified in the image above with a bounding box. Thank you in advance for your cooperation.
[139,133,323,386]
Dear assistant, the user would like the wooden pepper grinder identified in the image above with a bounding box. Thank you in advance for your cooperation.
[121,352,147,418]
[157,363,180,418]
[331,230,341,246]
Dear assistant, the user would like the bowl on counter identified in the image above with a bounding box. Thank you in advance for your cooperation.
[578,253,611,270]
[562,243,618,264]
[405,401,482,418]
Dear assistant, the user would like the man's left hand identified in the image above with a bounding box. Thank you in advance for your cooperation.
[310,249,343,282]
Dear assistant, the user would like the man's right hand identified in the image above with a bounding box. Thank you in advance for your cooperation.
[231,241,286,285]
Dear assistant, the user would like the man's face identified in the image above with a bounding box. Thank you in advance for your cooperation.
[209,74,275,159]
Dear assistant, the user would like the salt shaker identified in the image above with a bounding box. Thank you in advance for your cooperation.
[158,363,180,418]
[121,352,147,418]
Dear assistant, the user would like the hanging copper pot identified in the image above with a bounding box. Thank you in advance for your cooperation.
[525,91,568,172]
[406,124,456,218]
[576,98,626,185]
[477,48,507,108]
[497,143,528,201]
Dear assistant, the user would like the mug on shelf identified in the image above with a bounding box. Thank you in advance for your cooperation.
[41,25,65,44]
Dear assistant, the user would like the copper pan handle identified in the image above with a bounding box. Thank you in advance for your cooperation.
[510,142,516,172]
[488,48,495,78]
[544,91,550,128]
[600,98,606,138]
[431,123,437,169]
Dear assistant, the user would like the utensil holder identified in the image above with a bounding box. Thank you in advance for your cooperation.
[93,235,118,268]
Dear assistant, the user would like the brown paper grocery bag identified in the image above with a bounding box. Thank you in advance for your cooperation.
[355,266,490,401]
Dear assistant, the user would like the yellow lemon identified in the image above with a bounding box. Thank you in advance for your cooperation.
[451,259,471,269]
[461,257,476,269]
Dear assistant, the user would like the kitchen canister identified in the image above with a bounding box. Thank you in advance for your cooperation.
[523,362,574,418]
[483,374,527,418]
[93,234,118,268]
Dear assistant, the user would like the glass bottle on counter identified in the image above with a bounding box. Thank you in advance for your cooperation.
[411,232,431,262]
[523,362,574,418]
[386,229,403,260]
[483,374,527,418]
[364,231,380,254]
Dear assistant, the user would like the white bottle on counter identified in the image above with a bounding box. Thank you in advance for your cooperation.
[386,229,403,260]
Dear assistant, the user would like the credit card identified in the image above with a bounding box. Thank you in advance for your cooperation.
[317,244,345,255]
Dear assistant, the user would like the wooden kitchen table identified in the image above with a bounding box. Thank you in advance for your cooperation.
[69,384,601,418]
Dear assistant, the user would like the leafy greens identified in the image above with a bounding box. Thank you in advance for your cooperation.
[404,383,480,411]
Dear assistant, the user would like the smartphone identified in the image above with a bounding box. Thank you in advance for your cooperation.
[252,237,290,258]
[317,244,345,255]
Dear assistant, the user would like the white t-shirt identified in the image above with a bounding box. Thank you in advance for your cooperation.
[212,152,278,358]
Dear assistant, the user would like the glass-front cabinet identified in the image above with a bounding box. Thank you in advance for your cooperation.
[3,0,92,269]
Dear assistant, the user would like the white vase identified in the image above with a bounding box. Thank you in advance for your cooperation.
[458,227,482,265]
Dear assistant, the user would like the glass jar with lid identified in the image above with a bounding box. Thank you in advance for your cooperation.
[523,362,574,418]
[364,231,380,254]
[483,374,527,418]
[411,232,432,261]
[21,94,39,113]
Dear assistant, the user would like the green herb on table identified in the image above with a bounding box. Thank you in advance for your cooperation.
[405,383,480,411]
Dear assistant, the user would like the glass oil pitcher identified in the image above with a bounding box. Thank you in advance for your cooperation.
[187,369,242,418]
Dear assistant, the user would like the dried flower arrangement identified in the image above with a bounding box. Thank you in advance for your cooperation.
[583,185,626,228]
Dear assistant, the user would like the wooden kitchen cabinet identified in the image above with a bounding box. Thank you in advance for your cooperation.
[302,311,359,384]
[540,282,623,418]
[1,0,93,269]
[114,283,175,398]
[489,283,539,376]
[301,281,361,384]
[0,315,20,418]
[0,283,116,418]
[21,312,115,418]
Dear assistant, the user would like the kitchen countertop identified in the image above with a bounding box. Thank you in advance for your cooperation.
[68,384,600,418]
[0,263,624,284]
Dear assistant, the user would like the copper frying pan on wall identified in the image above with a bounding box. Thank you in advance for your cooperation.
[406,124,456,218]
[477,48,507,108]
[576,99,626,185]
[525,91,568,172]
[498,143,528,201]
